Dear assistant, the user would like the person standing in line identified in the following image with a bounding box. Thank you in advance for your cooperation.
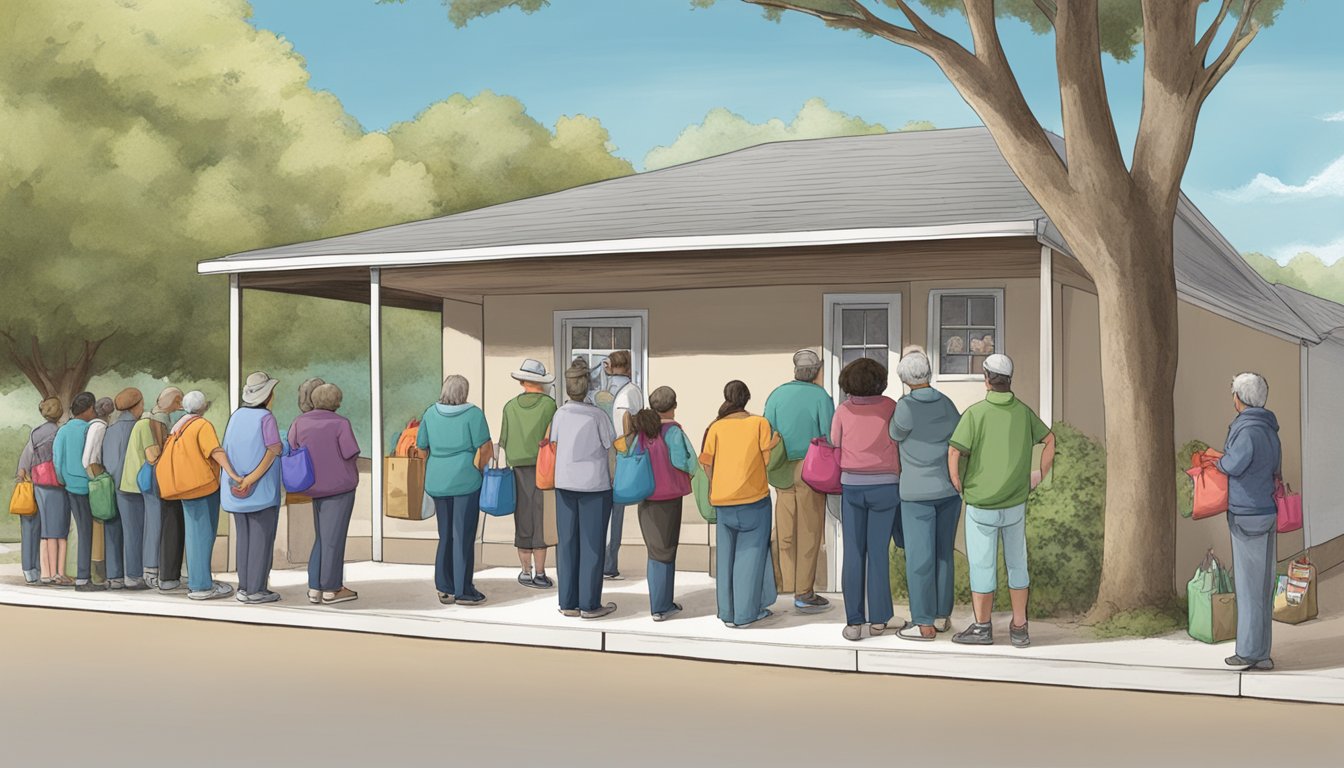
[625,387,696,621]
[948,355,1054,648]
[499,359,558,589]
[289,382,362,605]
[599,350,642,581]
[145,387,185,591]
[54,392,101,591]
[763,349,835,615]
[165,390,242,601]
[221,372,285,604]
[297,377,325,415]
[83,396,123,589]
[102,388,151,590]
[16,397,68,586]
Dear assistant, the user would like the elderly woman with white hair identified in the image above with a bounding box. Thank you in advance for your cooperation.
[890,346,963,641]
[221,372,286,604]
[417,375,493,606]
[1217,372,1282,672]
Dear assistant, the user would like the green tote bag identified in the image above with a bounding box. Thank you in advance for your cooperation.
[691,464,716,524]
[88,472,119,522]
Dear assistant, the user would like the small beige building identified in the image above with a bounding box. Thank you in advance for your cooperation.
[198,127,1344,590]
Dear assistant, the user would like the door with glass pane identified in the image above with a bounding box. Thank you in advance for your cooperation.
[556,314,646,401]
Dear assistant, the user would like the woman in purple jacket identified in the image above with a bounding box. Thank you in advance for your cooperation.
[289,383,362,605]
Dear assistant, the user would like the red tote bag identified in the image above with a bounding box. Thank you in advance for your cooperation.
[1186,449,1228,520]
[1275,480,1303,533]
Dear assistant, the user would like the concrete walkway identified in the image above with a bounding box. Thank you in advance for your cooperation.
[2,561,1340,705]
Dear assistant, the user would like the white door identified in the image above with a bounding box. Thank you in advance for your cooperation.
[554,312,648,401]
[822,294,903,591]
[1304,336,1344,547]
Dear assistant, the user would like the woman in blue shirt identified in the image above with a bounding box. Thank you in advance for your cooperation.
[222,372,285,604]
[417,375,493,606]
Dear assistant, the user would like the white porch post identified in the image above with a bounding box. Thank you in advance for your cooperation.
[370,268,384,563]
[1039,246,1054,426]
[228,274,242,414]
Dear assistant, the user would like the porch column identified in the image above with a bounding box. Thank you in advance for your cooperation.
[229,274,242,414]
[1039,246,1054,426]
[370,268,384,562]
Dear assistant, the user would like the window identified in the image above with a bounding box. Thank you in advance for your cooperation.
[929,289,1003,379]
[554,311,647,401]
[824,293,901,401]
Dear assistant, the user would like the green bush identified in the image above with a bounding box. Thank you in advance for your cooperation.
[1176,439,1211,519]
[889,422,1106,617]
[0,426,30,543]
[1091,605,1187,639]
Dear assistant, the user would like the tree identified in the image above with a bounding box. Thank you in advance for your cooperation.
[421,0,1282,620]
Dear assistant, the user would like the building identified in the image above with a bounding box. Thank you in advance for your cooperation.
[198,127,1344,589]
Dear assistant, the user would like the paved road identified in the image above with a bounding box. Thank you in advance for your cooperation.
[1,604,1338,767]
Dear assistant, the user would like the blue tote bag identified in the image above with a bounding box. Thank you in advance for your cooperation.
[136,461,156,494]
[613,436,656,506]
[280,439,316,494]
[480,456,516,517]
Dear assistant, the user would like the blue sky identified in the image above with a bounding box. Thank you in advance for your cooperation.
[247,0,1344,263]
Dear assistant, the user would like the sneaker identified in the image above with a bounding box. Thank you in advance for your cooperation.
[602,572,624,581]
[531,573,554,589]
[1009,621,1031,648]
[842,624,864,642]
[518,571,534,587]
[1247,658,1275,672]
[158,579,184,592]
[456,592,487,606]
[438,592,456,605]
[308,589,323,605]
[1225,654,1251,667]
[558,607,581,617]
[246,590,282,604]
[322,588,358,605]
[236,591,251,603]
[952,622,994,646]
[934,617,952,633]
[793,593,831,614]
[581,602,617,619]
[897,623,938,642]
[75,581,107,592]
[143,570,159,589]
[653,603,683,622]
[107,579,125,590]
[124,578,151,591]
[188,581,234,601]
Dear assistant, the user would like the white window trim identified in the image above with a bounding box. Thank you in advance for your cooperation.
[552,309,651,397]
[822,293,903,402]
[927,288,1005,383]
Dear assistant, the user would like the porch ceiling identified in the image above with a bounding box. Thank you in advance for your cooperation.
[238,267,443,311]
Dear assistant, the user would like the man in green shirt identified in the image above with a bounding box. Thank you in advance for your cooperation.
[947,354,1055,648]
[499,359,559,589]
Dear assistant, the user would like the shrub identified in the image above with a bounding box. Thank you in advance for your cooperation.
[1176,439,1211,519]
[0,426,30,544]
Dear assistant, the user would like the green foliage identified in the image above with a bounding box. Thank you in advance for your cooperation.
[889,422,1106,618]
[1244,251,1344,304]
[0,427,28,543]
[1176,439,1211,519]
[1091,604,1187,639]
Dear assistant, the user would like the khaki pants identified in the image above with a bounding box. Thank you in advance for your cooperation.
[772,461,825,596]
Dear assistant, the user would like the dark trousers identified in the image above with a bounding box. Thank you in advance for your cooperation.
[102,513,124,581]
[556,489,612,613]
[309,491,356,591]
[19,513,41,581]
[234,507,279,595]
[640,497,683,614]
[68,492,93,582]
[433,492,481,599]
[116,490,145,580]
[159,498,185,582]
[901,494,961,626]
[840,484,899,626]
[604,503,626,576]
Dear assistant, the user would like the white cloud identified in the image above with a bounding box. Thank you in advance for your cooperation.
[1322,111,1344,122]
[1219,154,1344,201]
[1271,235,1344,266]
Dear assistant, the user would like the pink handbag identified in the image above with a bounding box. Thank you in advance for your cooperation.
[801,438,842,495]
[1275,480,1303,533]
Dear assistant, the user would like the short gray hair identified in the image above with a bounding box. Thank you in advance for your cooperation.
[896,348,932,387]
[440,375,470,406]
[793,349,822,382]
[1232,372,1268,408]
[310,383,343,412]
[182,390,209,414]
[297,377,326,413]
[94,397,115,419]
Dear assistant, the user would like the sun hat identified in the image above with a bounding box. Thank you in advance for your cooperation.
[114,387,143,412]
[511,359,554,384]
[983,354,1013,377]
[241,371,280,407]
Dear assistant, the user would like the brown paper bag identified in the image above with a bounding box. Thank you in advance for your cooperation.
[383,456,429,520]
[1210,592,1237,643]
[543,489,558,547]
[1273,557,1319,625]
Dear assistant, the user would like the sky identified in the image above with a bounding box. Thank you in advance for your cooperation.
[246,0,1344,263]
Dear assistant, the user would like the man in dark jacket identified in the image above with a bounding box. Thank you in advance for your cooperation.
[1216,372,1281,672]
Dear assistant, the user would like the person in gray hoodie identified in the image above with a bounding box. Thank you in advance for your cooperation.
[1216,372,1281,672]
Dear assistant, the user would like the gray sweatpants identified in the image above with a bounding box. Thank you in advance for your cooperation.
[234,507,279,595]
[116,491,145,580]
[1228,513,1277,663]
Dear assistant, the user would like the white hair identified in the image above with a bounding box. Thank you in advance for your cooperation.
[440,375,470,406]
[1232,372,1268,408]
[182,390,209,414]
[896,349,933,387]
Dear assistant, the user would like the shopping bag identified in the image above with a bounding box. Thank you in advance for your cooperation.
[383,455,430,520]
[280,443,316,494]
[613,436,656,506]
[535,439,557,491]
[9,481,37,516]
[691,463,715,524]
[766,440,795,490]
[1274,480,1303,533]
[1187,550,1236,644]
[393,419,424,458]
[801,438,842,495]
[32,460,59,487]
[480,457,516,517]
[1186,449,1228,520]
[136,461,156,494]
[1273,556,1318,625]
[88,473,119,522]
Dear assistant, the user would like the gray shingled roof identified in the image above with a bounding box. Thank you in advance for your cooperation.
[202,126,1317,341]
[1274,284,1344,337]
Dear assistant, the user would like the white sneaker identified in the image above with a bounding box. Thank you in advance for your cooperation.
[189,581,235,601]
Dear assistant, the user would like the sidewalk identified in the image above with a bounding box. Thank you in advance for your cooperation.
[1,561,1340,705]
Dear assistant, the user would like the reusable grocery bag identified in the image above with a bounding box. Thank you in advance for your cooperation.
[1274,480,1303,533]
[1187,550,1236,644]
[383,455,430,520]
[801,438,842,495]
[480,456,516,517]
[1273,556,1318,625]
[9,481,36,516]
[280,442,316,494]
[613,436,655,506]
[766,440,795,490]
[136,461,156,494]
[692,463,715,524]
[88,473,119,522]
[1186,449,1228,520]
[535,439,557,491]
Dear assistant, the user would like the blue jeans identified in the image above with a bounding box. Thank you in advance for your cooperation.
[556,489,612,612]
[20,513,41,582]
[902,494,961,626]
[1229,513,1276,662]
[116,490,145,580]
[103,513,124,581]
[647,559,675,615]
[965,503,1029,593]
[67,492,93,583]
[433,492,482,599]
[840,484,898,626]
[309,491,356,591]
[181,494,221,593]
[142,490,162,570]
[604,503,625,576]
[715,496,775,626]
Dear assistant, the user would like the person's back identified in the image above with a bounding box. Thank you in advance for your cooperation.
[833,396,899,475]
[501,391,557,467]
[54,417,92,494]
[220,407,283,512]
[551,400,614,492]
[701,413,773,507]
[1221,406,1281,514]
[417,401,490,498]
[892,387,961,502]
[764,380,833,462]
[290,408,360,498]
[104,412,137,491]
[951,392,1048,510]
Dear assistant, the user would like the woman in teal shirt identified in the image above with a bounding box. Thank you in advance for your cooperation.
[417,375,493,606]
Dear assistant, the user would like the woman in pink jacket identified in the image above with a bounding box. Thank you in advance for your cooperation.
[831,357,901,642]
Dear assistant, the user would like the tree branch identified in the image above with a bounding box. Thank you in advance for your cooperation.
[1194,0,1236,61]
[743,0,932,54]
[1201,0,1261,99]
[1032,0,1056,26]
[1131,0,1204,217]
[1054,1,1129,189]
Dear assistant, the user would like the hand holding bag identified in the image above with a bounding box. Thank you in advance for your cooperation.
[480,453,516,517]
[613,436,656,506]
[801,438,842,495]
[9,480,37,516]
[1274,479,1303,533]
[1186,449,1228,520]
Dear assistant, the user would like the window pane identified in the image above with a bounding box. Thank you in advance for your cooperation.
[940,296,968,327]
[942,355,970,375]
[842,309,864,345]
[941,329,971,358]
[571,326,590,349]
[971,356,988,375]
[865,309,888,346]
[968,333,996,355]
[970,297,996,327]
[613,327,632,350]
[592,327,613,350]
[842,348,864,367]
[865,348,886,364]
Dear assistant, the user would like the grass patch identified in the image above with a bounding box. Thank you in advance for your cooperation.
[1091,604,1187,639]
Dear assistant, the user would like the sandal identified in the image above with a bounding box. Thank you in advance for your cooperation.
[51,575,75,587]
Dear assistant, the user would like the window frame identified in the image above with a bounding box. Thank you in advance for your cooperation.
[926,288,1005,383]
[552,309,650,400]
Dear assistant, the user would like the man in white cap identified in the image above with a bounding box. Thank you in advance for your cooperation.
[763,348,835,614]
[948,353,1054,648]
[499,359,559,588]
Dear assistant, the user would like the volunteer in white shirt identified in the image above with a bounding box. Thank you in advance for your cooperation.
[601,350,642,580]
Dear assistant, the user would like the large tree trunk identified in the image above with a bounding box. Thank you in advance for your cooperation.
[1,333,110,415]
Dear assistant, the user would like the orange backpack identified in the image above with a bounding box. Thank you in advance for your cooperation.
[156,416,221,501]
